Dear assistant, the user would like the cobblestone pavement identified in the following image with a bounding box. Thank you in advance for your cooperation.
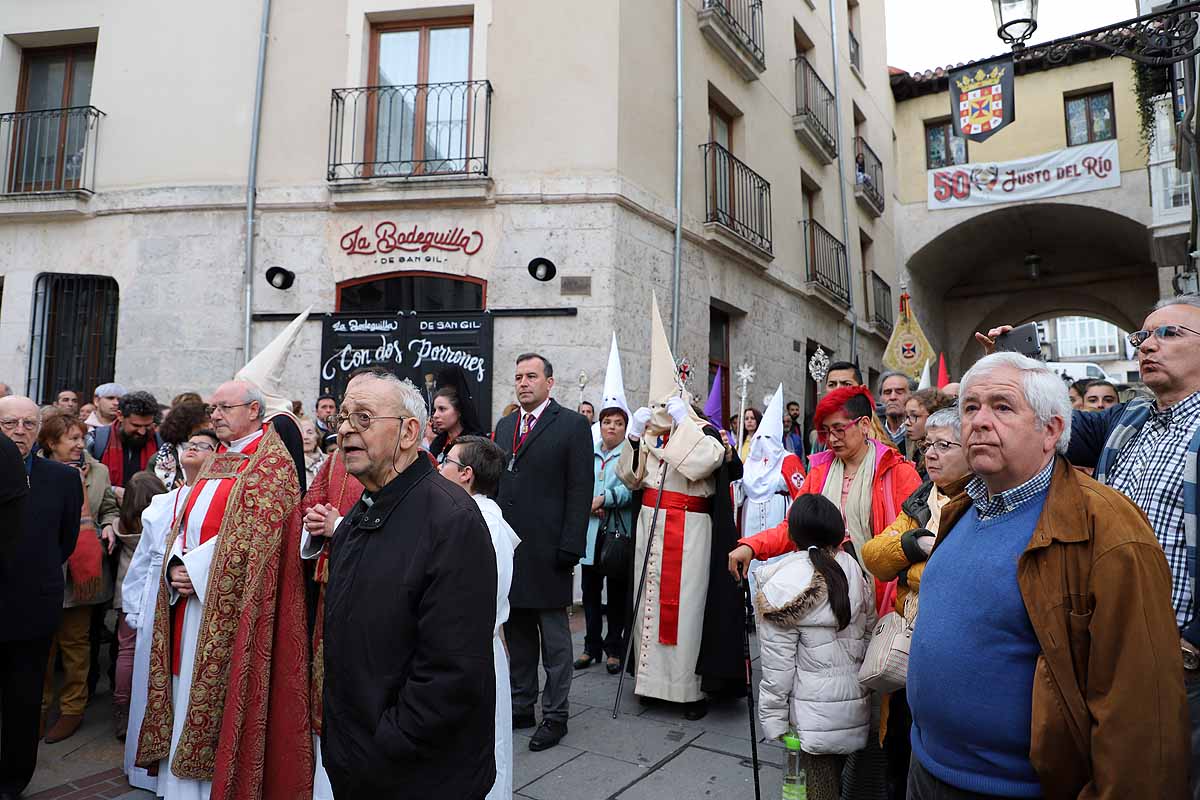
[27,610,780,800]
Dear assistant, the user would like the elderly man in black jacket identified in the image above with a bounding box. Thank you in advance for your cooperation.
[0,397,81,799]
[314,367,498,800]
[494,353,593,752]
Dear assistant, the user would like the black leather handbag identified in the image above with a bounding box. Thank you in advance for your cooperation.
[597,507,632,578]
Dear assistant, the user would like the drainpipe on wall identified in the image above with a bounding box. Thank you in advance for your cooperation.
[670,0,685,351]
[243,0,272,359]
[827,0,858,363]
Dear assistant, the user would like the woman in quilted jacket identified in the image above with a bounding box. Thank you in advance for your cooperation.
[755,494,876,800]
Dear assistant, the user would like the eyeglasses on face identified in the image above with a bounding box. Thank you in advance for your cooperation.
[919,439,962,455]
[443,456,470,471]
[818,416,867,439]
[0,418,37,432]
[181,442,216,453]
[1128,324,1200,348]
[331,412,408,432]
[205,402,253,416]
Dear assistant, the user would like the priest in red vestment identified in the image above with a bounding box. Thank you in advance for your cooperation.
[135,380,312,800]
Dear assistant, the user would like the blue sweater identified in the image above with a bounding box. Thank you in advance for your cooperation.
[908,491,1048,798]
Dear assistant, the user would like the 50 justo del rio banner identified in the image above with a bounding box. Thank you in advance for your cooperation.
[927,140,1120,210]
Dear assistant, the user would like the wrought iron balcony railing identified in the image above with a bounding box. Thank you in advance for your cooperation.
[701,141,773,254]
[871,271,894,332]
[0,106,103,195]
[794,56,837,156]
[849,29,862,72]
[802,219,849,305]
[703,0,765,65]
[854,136,885,212]
[328,80,492,181]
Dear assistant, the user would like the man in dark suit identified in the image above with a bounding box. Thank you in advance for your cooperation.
[495,353,592,752]
[0,397,81,799]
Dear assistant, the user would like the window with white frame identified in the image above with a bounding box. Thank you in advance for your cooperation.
[1055,316,1122,357]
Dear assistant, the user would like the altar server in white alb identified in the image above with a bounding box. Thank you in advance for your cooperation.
[617,295,746,720]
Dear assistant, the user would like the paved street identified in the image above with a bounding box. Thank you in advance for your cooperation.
[26,609,784,800]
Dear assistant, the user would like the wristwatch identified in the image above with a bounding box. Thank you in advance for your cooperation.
[1182,641,1200,671]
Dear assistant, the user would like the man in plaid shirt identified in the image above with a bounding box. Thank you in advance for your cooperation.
[982,295,1200,797]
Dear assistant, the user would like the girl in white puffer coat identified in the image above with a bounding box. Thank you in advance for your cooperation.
[754,494,876,800]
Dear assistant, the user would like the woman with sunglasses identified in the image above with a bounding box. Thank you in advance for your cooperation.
[861,408,972,799]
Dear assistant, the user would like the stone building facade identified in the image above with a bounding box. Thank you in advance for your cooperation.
[0,0,900,423]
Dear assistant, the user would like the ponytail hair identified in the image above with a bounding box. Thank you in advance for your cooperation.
[786,494,852,631]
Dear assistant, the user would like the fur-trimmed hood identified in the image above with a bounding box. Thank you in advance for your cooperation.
[756,569,828,627]
[753,549,867,631]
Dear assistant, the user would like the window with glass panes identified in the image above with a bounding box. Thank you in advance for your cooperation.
[924,120,967,169]
[1064,89,1115,146]
[1055,316,1121,357]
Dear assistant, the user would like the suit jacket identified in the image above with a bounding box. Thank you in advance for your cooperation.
[0,454,82,641]
[494,399,593,609]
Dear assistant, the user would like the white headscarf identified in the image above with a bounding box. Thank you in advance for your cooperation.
[742,384,786,502]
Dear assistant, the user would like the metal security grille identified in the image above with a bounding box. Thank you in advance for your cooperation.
[27,273,119,404]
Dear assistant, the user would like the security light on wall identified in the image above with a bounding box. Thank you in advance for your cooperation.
[528,258,557,282]
[266,266,296,290]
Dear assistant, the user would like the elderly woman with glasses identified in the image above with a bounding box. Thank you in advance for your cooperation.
[861,407,972,799]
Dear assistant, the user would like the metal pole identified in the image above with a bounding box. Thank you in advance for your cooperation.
[827,0,858,363]
[243,0,272,359]
[670,0,685,351]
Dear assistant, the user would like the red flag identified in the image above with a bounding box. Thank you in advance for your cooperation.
[937,353,950,389]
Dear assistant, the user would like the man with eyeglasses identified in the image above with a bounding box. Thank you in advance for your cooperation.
[134,380,312,798]
[0,396,82,799]
[980,295,1200,796]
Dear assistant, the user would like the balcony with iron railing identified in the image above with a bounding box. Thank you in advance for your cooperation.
[848,29,862,74]
[701,141,773,259]
[854,136,885,217]
[871,271,893,333]
[802,219,849,306]
[328,80,492,195]
[792,56,837,164]
[698,0,766,81]
[0,106,103,197]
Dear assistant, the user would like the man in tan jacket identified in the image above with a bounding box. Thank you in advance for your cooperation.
[906,352,1188,800]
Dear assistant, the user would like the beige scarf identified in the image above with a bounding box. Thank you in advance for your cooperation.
[821,440,876,571]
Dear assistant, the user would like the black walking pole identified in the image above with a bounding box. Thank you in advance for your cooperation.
[742,575,762,800]
[612,457,669,719]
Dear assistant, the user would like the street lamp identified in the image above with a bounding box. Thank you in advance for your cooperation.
[993,0,1038,48]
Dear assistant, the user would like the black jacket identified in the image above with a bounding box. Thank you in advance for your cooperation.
[0,434,27,560]
[0,453,81,642]
[321,455,497,799]
[494,399,593,609]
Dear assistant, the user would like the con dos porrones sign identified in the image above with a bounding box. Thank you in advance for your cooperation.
[319,312,493,419]
[927,140,1120,210]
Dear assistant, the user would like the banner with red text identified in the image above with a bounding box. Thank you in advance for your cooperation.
[927,140,1120,210]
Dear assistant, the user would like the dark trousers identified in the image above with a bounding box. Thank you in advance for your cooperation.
[0,637,52,795]
[907,756,1023,800]
[1187,671,1200,800]
[580,565,628,661]
[885,690,914,800]
[506,607,571,724]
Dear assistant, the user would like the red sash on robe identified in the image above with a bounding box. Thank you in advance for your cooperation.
[642,489,710,646]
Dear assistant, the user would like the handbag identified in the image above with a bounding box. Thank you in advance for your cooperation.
[597,506,632,579]
[858,591,919,694]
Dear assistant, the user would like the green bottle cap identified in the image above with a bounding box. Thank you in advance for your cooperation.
[782,733,802,751]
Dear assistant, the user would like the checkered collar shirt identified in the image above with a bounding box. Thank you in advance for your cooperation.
[966,457,1055,522]
[1107,390,1200,629]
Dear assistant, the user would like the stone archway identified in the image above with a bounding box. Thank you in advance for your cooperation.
[903,202,1156,377]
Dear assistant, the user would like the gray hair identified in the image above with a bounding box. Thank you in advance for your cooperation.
[349,370,428,435]
[924,408,961,441]
[242,384,267,421]
[959,352,1072,454]
[878,370,916,394]
[1153,294,1200,312]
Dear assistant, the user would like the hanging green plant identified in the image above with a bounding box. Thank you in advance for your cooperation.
[1133,61,1170,154]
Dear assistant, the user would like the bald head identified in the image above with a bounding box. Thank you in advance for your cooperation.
[0,396,41,456]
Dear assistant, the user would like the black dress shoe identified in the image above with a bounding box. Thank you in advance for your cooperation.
[528,719,567,751]
[573,654,597,670]
[605,658,622,675]
[512,713,536,730]
[682,699,709,720]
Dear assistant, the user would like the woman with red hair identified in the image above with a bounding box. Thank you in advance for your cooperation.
[729,385,920,614]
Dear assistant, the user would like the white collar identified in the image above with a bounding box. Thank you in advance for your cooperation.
[519,397,551,421]
[227,427,265,453]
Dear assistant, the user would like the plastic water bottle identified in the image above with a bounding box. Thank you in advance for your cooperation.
[781,731,806,800]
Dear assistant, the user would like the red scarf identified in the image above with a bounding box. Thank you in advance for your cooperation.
[67,470,103,601]
[99,423,158,487]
